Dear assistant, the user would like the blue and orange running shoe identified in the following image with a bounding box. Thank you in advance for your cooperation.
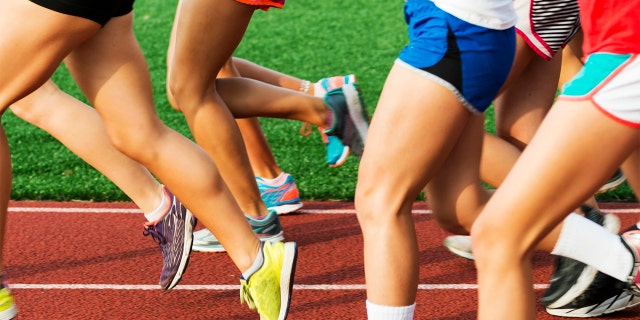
[257,173,303,215]
[0,275,17,320]
[143,186,197,290]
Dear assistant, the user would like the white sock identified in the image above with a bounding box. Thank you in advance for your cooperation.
[313,81,325,98]
[552,213,633,282]
[242,243,264,280]
[366,300,415,320]
[256,172,286,186]
[144,187,169,223]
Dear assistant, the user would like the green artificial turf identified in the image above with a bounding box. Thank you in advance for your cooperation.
[4,0,635,203]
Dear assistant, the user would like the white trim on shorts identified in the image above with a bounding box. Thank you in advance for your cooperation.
[560,54,640,128]
[514,0,580,60]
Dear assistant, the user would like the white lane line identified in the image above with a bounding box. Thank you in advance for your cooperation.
[10,283,549,290]
[7,207,639,215]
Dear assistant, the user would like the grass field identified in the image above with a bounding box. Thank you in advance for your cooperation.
[3,0,635,202]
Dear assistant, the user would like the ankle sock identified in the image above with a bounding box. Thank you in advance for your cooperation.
[552,212,633,282]
[144,186,169,223]
[366,300,415,320]
[242,243,264,280]
[257,172,286,186]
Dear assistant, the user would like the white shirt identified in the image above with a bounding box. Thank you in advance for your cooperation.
[432,0,517,30]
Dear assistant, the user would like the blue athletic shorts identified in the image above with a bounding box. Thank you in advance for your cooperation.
[398,0,515,113]
[29,0,135,26]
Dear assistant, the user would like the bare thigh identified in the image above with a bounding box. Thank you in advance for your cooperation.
[0,0,99,111]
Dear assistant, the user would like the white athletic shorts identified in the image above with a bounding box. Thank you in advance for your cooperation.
[559,53,640,128]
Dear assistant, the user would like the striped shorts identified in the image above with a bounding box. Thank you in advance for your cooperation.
[515,0,581,60]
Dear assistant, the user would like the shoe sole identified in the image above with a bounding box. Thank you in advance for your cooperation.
[443,236,475,261]
[279,242,298,320]
[164,210,196,290]
[342,83,369,158]
[546,291,640,317]
[193,232,285,253]
[546,214,621,308]
[270,202,304,215]
[329,146,350,168]
[597,173,627,194]
[0,303,17,320]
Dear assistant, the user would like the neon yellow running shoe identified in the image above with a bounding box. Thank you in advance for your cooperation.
[0,278,17,320]
[240,241,298,320]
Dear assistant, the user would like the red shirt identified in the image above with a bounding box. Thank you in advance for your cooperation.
[579,0,640,55]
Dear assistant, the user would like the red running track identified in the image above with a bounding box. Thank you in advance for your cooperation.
[5,200,640,319]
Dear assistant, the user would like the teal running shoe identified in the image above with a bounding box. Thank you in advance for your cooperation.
[192,210,284,253]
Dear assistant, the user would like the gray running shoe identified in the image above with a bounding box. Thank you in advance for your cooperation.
[323,83,370,158]
[143,186,196,290]
[443,235,474,260]
[192,210,284,253]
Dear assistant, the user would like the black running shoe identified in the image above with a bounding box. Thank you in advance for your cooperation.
[621,223,640,295]
[542,206,624,317]
[544,271,640,317]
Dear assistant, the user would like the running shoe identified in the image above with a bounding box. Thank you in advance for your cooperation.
[443,235,474,261]
[597,169,627,194]
[320,131,350,167]
[256,173,303,215]
[240,241,298,320]
[323,83,370,158]
[192,210,284,253]
[544,270,640,317]
[142,186,197,290]
[314,74,357,98]
[0,275,17,320]
[313,75,356,167]
[542,206,635,317]
[621,223,640,295]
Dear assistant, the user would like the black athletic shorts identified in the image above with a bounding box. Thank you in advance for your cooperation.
[29,0,135,26]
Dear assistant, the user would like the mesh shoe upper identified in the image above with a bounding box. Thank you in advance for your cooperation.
[313,75,357,166]
[240,241,298,320]
[256,173,303,215]
[0,276,17,320]
[143,186,197,290]
[192,210,284,253]
[323,83,370,158]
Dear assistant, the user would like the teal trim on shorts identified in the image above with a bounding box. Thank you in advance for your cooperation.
[562,53,633,96]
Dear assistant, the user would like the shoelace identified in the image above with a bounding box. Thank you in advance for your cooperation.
[143,225,167,245]
[240,279,256,310]
[300,123,328,143]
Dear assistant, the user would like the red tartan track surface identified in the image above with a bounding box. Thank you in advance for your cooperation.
[5,200,640,319]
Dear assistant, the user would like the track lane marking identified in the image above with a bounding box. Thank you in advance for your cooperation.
[10,283,549,290]
[8,207,640,215]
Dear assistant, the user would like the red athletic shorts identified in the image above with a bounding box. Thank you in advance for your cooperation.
[236,0,284,10]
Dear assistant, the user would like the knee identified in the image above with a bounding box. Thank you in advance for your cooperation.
[470,216,530,269]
